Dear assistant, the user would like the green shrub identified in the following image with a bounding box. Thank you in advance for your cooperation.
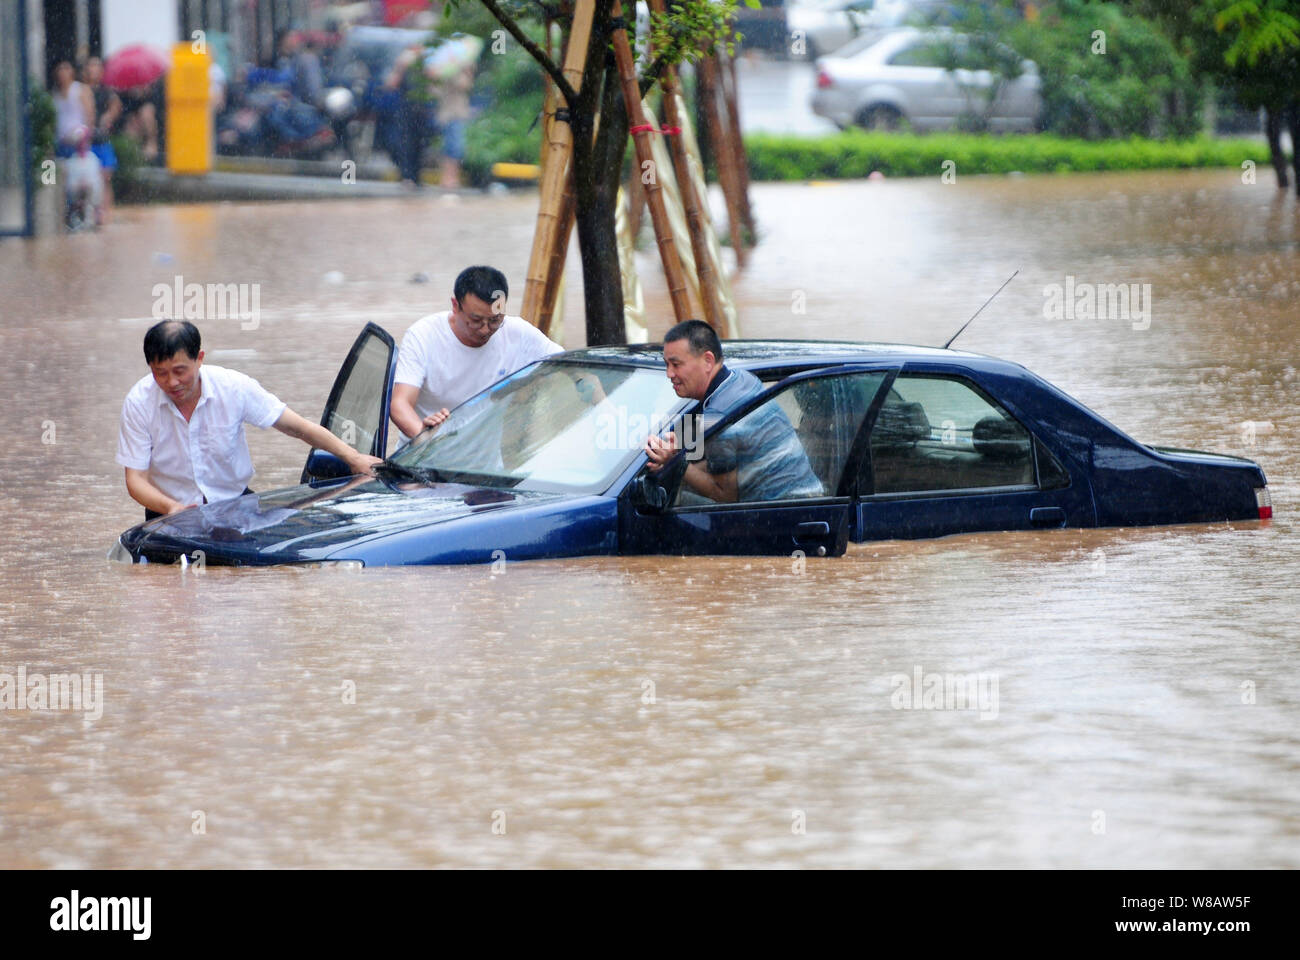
[28,79,54,188]
[110,133,143,197]
[462,47,545,185]
[743,131,1271,181]
[1008,0,1202,139]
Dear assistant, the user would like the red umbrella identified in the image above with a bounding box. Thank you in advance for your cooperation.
[102,44,169,90]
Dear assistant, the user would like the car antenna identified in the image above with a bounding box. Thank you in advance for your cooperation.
[941,269,1019,350]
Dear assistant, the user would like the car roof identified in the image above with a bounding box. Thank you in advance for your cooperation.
[552,339,1018,375]
[832,25,948,60]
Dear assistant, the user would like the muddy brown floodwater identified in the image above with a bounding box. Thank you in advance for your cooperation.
[0,170,1296,868]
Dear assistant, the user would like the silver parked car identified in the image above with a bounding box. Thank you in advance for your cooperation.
[811,27,1041,132]
[787,0,878,60]
[789,0,951,60]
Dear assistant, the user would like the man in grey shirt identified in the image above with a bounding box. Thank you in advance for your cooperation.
[643,320,822,503]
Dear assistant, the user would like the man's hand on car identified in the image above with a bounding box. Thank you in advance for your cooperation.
[421,407,451,432]
[644,430,679,471]
[347,453,384,477]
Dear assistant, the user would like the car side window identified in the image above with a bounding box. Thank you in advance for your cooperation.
[327,332,390,456]
[888,40,954,68]
[866,375,1037,495]
[674,372,886,507]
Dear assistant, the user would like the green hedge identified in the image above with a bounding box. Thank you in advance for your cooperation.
[462,49,544,185]
[743,132,1274,181]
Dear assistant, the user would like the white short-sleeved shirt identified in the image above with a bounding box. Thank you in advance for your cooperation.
[394,311,563,436]
[116,364,287,506]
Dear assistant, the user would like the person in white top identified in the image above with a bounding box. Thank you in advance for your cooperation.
[390,265,564,441]
[52,61,94,151]
[118,320,382,519]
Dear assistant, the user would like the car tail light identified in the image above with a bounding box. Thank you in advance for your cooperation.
[1255,486,1272,520]
[816,70,834,90]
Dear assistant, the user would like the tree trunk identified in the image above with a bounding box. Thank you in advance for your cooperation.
[722,50,757,241]
[572,50,631,346]
[1286,101,1300,195]
[694,62,713,173]
[573,183,626,345]
[1265,106,1289,189]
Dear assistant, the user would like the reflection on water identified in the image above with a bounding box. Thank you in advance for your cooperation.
[0,170,1296,867]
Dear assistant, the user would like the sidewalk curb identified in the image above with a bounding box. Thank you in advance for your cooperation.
[128,168,429,202]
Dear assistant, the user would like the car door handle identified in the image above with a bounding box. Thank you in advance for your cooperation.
[1030,507,1066,528]
[794,521,833,557]
[795,521,831,537]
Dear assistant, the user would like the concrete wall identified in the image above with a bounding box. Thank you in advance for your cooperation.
[26,0,45,88]
[102,0,179,57]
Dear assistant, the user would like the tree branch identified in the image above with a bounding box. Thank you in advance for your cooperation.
[479,0,578,104]
[638,54,669,97]
[529,0,563,20]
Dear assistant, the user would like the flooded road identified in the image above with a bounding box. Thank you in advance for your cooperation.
[1,169,1296,867]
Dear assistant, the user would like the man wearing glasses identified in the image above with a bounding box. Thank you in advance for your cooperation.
[390,265,563,441]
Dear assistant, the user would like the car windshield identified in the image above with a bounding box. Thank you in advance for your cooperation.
[388,361,684,495]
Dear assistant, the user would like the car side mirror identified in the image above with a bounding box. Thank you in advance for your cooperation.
[630,472,670,514]
[302,448,351,486]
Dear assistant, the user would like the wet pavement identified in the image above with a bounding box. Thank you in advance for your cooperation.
[0,168,1296,867]
[734,55,840,136]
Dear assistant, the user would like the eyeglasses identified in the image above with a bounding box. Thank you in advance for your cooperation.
[461,310,505,331]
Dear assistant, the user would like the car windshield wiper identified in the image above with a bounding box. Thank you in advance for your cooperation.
[439,469,523,489]
[372,462,448,485]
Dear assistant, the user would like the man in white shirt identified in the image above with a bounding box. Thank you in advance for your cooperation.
[389,265,563,441]
[118,320,382,519]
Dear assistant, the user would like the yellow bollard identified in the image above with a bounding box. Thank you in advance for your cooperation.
[491,162,541,181]
[166,44,211,175]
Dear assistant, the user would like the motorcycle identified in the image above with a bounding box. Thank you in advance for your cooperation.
[216,68,337,160]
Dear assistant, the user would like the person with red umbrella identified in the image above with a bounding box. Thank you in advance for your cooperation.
[103,44,168,162]
[102,43,168,89]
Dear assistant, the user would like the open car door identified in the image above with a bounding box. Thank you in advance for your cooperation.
[620,367,891,557]
[300,322,396,484]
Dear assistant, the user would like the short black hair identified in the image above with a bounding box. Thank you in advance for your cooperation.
[663,319,722,362]
[144,320,201,364]
[454,266,508,310]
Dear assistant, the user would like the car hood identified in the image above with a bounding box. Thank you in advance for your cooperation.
[120,478,576,564]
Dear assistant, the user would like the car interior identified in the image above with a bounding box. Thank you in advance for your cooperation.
[867,387,1035,494]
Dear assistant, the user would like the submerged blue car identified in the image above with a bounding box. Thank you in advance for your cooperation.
[111,324,1272,566]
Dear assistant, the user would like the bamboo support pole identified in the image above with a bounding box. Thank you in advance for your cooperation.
[539,9,589,338]
[626,164,647,241]
[721,47,757,239]
[533,15,566,338]
[649,0,724,331]
[615,184,648,340]
[676,88,739,338]
[646,109,701,319]
[537,178,576,336]
[611,1,693,323]
[700,53,747,269]
[520,0,597,325]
